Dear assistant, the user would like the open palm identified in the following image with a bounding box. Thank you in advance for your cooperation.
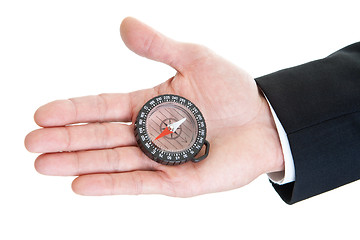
[25,17,284,197]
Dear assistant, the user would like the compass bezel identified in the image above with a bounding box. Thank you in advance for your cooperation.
[134,94,207,165]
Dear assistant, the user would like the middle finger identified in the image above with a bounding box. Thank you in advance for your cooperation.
[25,122,136,153]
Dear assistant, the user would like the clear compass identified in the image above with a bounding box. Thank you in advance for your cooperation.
[134,94,210,165]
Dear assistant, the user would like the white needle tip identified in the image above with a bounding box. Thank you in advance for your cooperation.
[169,118,186,132]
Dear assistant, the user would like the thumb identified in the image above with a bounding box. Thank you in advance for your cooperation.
[120,17,207,73]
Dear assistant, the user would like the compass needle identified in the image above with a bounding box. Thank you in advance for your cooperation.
[168,117,186,132]
[154,126,173,140]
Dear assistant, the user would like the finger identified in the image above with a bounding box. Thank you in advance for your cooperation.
[34,93,133,127]
[120,17,209,73]
[34,146,158,176]
[25,122,136,153]
[72,171,172,196]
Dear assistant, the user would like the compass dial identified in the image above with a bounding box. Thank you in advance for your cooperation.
[134,94,209,165]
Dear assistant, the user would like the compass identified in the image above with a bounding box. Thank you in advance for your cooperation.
[134,94,210,165]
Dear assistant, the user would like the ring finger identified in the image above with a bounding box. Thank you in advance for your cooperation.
[35,146,159,176]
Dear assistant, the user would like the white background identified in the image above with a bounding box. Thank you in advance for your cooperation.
[1,1,359,239]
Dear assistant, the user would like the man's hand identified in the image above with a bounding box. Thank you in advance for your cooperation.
[25,17,284,197]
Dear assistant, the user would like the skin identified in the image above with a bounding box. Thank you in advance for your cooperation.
[24,17,285,197]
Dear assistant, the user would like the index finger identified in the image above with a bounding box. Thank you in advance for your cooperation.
[34,90,151,127]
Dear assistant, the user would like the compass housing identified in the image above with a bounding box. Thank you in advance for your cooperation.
[134,94,207,165]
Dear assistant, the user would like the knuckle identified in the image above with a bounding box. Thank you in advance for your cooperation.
[106,174,116,195]
[67,98,78,122]
[74,152,81,175]
[106,148,121,172]
[96,94,109,122]
[131,172,144,195]
[63,126,73,150]
[185,43,210,54]
[93,122,111,148]
[144,32,163,57]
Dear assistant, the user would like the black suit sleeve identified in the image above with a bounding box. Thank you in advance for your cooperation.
[255,42,360,204]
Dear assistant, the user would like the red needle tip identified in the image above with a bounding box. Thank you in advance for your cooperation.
[155,127,173,140]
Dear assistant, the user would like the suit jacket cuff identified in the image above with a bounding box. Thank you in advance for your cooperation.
[264,96,296,184]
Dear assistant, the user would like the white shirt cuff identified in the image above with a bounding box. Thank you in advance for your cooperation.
[264,97,296,185]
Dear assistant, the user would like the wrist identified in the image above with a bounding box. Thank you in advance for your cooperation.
[258,89,285,174]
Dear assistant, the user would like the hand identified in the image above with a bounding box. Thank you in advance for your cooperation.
[25,17,284,197]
